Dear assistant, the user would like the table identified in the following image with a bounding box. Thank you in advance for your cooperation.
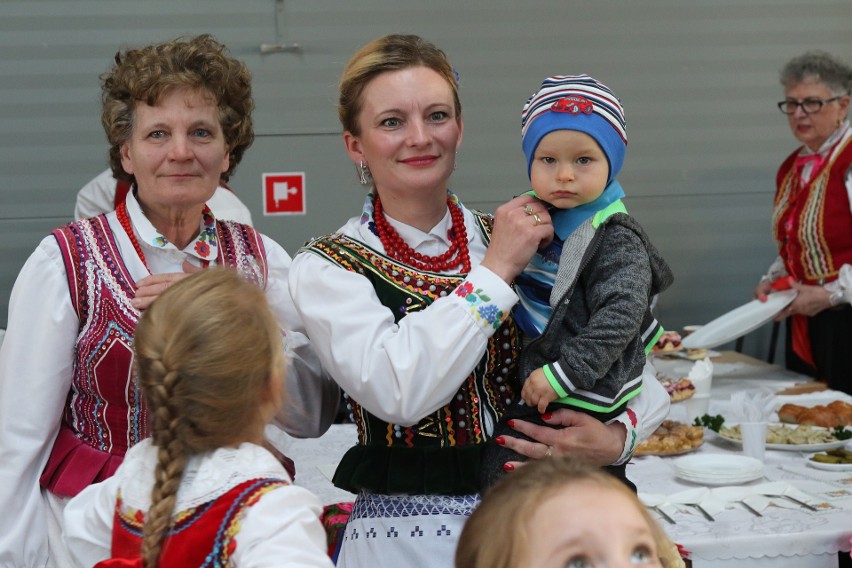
[641,351,852,567]
[279,352,852,568]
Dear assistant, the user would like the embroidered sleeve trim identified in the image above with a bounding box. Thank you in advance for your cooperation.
[609,407,639,465]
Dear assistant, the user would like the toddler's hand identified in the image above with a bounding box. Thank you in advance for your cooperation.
[521,368,558,414]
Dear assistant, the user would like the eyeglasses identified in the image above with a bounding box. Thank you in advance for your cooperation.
[777,96,843,115]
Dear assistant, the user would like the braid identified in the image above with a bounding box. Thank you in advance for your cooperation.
[141,365,188,568]
[132,268,286,566]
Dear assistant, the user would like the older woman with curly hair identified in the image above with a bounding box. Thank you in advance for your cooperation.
[756,50,852,394]
[0,35,337,567]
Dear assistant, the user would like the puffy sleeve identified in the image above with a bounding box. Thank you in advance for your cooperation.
[232,484,334,568]
[260,235,340,438]
[610,360,669,465]
[62,473,120,568]
[0,237,79,567]
[289,249,518,426]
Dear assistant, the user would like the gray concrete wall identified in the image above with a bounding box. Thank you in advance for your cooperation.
[2,0,851,359]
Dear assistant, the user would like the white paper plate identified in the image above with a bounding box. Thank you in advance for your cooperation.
[681,290,797,350]
[677,471,765,485]
[805,453,852,471]
[674,454,764,485]
[718,423,849,452]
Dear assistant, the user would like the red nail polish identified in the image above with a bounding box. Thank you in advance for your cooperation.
[495,436,505,445]
[541,412,552,421]
[507,420,515,428]
[503,463,515,472]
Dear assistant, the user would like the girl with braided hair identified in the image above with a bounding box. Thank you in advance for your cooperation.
[63,268,333,567]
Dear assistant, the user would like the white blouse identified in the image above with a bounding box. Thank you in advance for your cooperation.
[63,440,334,568]
[289,195,669,458]
[0,191,338,567]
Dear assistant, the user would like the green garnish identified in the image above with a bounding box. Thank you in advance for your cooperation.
[832,426,852,440]
[693,414,725,432]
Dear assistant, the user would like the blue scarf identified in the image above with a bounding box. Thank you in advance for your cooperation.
[513,180,626,338]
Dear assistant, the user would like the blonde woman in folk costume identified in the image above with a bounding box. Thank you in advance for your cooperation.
[289,33,669,567]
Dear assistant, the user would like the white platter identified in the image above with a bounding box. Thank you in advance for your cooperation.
[805,453,852,471]
[681,290,797,350]
[718,423,850,452]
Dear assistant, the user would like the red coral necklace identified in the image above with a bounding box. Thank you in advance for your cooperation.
[373,195,471,273]
[116,200,150,271]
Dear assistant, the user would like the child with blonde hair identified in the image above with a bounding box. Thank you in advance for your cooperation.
[63,268,333,567]
[457,457,683,568]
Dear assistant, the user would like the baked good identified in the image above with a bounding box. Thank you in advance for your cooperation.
[798,407,842,428]
[635,420,704,456]
[777,403,806,423]
[776,401,852,427]
[685,348,708,360]
[827,401,852,424]
[658,375,695,402]
[652,331,682,353]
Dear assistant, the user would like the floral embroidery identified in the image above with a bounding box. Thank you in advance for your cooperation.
[195,241,211,257]
[455,283,505,329]
[477,304,501,323]
[626,407,638,428]
[623,410,638,460]
[455,282,474,297]
[153,236,168,248]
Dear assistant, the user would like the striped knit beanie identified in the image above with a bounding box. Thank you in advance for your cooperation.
[521,74,627,183]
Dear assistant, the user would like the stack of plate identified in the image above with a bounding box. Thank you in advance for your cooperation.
[673,454,764,485]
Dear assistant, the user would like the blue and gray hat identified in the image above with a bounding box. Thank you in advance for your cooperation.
[521,74,627,184]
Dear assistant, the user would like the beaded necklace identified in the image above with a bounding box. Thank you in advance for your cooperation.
[373,195,471,273]
[116,200,150,270]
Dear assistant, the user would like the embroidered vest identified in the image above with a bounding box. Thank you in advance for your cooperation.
[773,138,852,284]
[303,213,521,495]
[42,217,268,497]
[99,478,286,568]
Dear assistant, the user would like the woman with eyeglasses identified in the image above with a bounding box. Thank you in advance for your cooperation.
[755,50,852,395]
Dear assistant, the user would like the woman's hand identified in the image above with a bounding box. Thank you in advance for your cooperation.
[131,261,201,310]
[480,194,553,283]
[774,280,833,320]
[754,279,774,301]
[499,408,626,469]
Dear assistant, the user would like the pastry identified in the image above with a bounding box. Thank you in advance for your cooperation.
[776,401,852,427]
[658,375,695,402]
[635,420,704,456]
[652,331,682,353]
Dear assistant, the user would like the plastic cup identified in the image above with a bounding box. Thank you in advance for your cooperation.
[683,394,710,423]
[740,422,768,461]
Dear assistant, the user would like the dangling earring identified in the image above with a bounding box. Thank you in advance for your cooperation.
[358,160,373,186]
[453,150,458,172]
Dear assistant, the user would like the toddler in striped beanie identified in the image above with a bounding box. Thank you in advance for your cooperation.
[480,75,673,490]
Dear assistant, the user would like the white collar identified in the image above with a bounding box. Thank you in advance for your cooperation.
[125,190,219,263]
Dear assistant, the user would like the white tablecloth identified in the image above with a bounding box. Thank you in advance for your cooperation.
[281,353,852,567]
[645,353,852,567]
